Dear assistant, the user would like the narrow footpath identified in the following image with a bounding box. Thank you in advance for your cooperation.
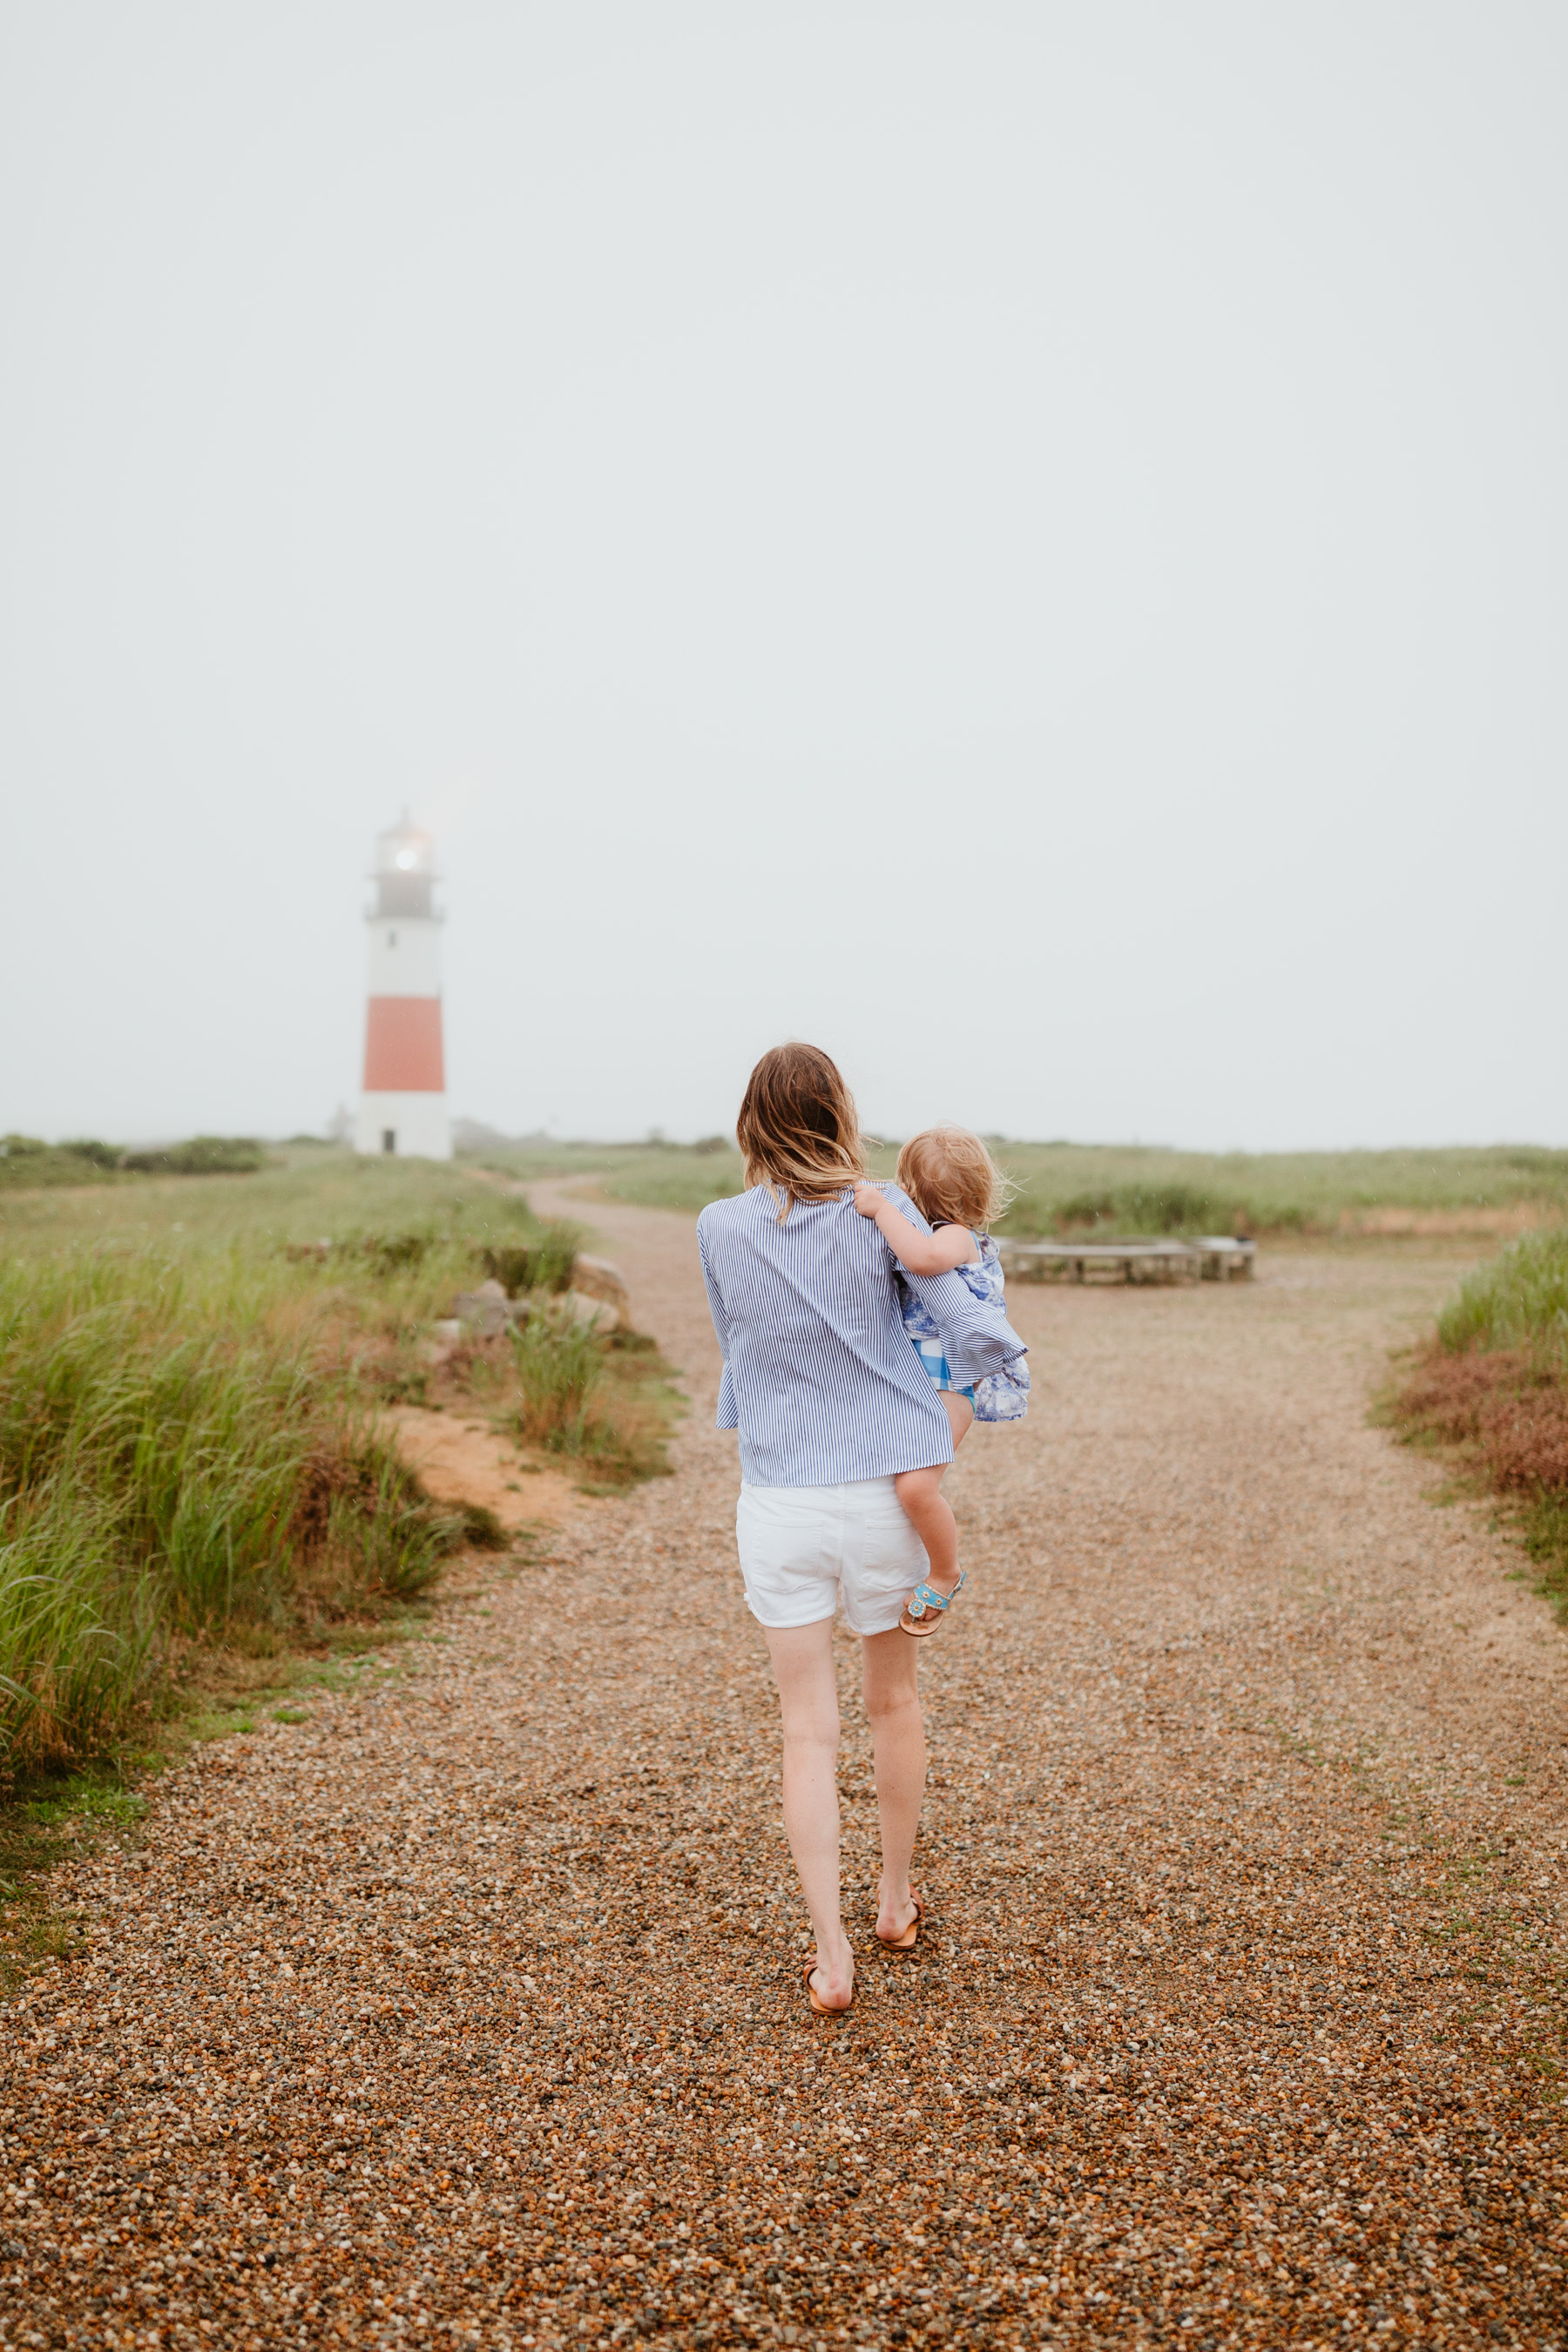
[4,1201,1565,2352]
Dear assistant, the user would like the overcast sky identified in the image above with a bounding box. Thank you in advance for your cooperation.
[3,3,1565,1149]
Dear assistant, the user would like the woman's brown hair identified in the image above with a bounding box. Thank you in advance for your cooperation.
[896,1126,1010,1232]
[736,1044,867,1220]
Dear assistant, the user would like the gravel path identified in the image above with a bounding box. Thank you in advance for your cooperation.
[4,1201,1565,2352]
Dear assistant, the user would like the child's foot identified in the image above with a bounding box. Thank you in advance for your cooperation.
[900,1567,967,1638]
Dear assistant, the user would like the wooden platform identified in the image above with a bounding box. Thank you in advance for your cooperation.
[997,1234,1257,1285]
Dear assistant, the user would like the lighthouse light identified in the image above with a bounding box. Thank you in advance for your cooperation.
[395,848,417,871]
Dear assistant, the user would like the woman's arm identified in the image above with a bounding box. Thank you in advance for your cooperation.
[696,1216,740,1430]
[853,1181,977,1276]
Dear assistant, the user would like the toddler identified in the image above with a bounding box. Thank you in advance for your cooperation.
[854,1126,1030,1637]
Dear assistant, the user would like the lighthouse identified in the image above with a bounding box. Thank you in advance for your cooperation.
[354,814,452,1160]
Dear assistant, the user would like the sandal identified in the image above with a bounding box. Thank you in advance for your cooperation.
[875,1886,923,1951]
[802,1951,854,2016]
[900,1569,967,1638]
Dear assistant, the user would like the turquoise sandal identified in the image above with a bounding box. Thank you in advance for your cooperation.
[900,1568,967,1639]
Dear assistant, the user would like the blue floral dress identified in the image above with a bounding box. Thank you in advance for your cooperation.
[898,1233,1031,1423]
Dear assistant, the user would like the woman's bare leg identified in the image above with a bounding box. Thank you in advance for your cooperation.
[763,1619,854,2009]
[862,1627,926,1943]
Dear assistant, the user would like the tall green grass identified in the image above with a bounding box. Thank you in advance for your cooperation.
[1436,1228,1568,1365]
[0,1248,464,1767]
[510,1312,677,1490]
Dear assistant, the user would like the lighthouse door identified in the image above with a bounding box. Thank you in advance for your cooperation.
[382,1129,396,1154]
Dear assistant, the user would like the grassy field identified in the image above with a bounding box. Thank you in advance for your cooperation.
[1390,1227,1568,1614]
[0,1150,678,1776]
[476,1137,1568,1236]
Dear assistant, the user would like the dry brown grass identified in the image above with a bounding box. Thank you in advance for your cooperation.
[1391,1341,1568,1607]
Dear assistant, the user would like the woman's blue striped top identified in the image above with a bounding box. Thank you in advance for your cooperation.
[695,1183,1028,1489]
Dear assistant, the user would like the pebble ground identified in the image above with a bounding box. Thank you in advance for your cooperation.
[3,1196,1565,2352]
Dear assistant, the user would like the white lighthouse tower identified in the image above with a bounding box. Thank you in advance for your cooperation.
[354,814,452,1160]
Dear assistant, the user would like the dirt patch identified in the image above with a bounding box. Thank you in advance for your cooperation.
[386,1404,588,1529]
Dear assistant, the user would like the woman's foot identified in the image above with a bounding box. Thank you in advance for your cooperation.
[875,1880,923,1949]
[803,1932,855,2013]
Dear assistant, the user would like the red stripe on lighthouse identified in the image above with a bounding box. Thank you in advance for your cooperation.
[362,997,445,1092]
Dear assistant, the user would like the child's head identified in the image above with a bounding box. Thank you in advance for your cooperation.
[896,1125,1008,1233]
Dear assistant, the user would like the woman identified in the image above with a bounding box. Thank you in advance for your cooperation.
[697,1044,1026,2014]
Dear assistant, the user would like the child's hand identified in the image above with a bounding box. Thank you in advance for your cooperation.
[853,1181,886,1220]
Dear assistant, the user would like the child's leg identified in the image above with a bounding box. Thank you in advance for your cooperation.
[940,1391,975,1451]
[893,1465,958,1592]
[893,1392,975,1596]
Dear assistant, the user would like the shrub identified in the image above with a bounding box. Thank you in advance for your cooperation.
[481,1221,579,1297]
[1396,1347,1568,1492]
[120,1137,266,1176]
[353,1228,436,1276]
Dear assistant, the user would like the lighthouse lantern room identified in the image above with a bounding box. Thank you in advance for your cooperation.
[354,815,452,1160]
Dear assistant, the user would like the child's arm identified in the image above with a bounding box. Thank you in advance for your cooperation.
[853,1181,977,1275]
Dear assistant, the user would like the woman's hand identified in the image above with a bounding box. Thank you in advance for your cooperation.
[853,1181,887,1220]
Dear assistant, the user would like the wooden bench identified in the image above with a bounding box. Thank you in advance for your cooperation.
[997,1236,1256,1286]
[1185,1235,1257,1281]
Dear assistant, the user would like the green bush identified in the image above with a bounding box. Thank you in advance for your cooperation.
[351,1228,438,1276]
[120,1136,266,1176]
[481,1220,580,1297]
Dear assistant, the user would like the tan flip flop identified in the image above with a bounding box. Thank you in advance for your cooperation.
[801,1952,854,2015]
[875,1887,923,1951]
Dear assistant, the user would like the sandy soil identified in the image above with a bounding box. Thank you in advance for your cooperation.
[4,1202,1565,2351]
[386,1408,587,1534]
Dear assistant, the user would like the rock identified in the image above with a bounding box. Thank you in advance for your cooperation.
[548,1290,619,1335]
[572,1255,630,1313]
[449,1281,514,1337]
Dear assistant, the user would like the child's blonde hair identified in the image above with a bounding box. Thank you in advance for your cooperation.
[896,1126,1010,1233]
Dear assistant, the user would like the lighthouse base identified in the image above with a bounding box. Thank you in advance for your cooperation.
[355,1093,453,1160]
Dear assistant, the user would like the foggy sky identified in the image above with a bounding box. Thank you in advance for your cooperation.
[3,3,1565,1149]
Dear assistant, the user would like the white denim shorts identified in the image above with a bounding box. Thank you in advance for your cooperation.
[734,1477,927,1635]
